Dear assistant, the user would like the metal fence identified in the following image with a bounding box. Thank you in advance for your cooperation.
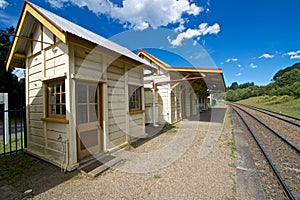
[0,108,27,156]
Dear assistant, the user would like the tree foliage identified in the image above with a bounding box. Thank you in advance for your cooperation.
[226,64,300,102]
[272,62,300,81]
[0,27,25,109]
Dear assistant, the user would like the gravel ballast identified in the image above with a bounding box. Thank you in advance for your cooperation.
[31,107,236,199]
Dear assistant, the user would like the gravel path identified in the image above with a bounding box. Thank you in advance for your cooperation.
[32,107,236,200]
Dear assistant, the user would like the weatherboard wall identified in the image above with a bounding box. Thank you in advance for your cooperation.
[26,22,69,167]
[127,65,145,142]
[25,22,146,169]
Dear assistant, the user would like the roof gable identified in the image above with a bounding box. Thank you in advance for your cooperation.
[137,49,171,71]
[6,1,147,70]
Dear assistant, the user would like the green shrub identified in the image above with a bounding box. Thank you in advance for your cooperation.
[258,95,270,103]
[280,95,292,103]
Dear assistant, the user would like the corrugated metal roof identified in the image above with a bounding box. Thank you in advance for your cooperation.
[137,49,226,92]
[27,1,148,65]
[16,14,36,54]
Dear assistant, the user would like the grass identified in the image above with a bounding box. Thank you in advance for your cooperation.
[0,138,24,155]
[228,163,236,168]
[229,173,237,195]
[153,174,161,179]
[228,131,236,158]
[0,153,45,183]
[237,96,300,118]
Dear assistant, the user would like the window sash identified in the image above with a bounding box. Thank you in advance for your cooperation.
[129,86,141,111]
[46,79,66,119]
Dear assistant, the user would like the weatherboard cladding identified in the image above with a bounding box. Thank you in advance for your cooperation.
[27,1,148,66]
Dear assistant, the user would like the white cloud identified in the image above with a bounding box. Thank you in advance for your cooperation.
[258,53,274,59]
[225,57,238,63]
[0,0,8,9]
[237,64,241,68]
[291,55,300,59]
[235,73,241,77]
[174,19,186,33]
[168,23,220,47]
[46,0,204,31]
[0,11,18,26]
[46,0,69,9]
[250,63,257,69]
[285,50,300,59]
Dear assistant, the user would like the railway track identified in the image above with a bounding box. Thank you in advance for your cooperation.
[231,103,300,199]
[237,103,300,127]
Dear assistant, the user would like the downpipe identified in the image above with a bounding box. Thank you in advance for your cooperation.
[58,135,69,173]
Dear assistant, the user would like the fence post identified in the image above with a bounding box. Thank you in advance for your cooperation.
[23,106,27,148]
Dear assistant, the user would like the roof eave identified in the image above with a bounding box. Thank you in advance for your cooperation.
[137,49,171,71]
[6,1,66,71]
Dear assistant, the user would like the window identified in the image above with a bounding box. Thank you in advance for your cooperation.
[46,79,66,119]
[76,83,99,125]
[129,86,142,111]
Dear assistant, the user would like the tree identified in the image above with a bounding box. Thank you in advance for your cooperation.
[228,82,238,90]
[272,62,300,81]
[0,26,25,108]
[275,69,300,88]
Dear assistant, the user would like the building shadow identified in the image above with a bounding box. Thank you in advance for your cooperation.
[131,123,176,148]
[183,108,227,124]
[199,108,227,123]
[0,153,78,199]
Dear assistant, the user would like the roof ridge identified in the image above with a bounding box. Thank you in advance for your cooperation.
[24,1,148,65]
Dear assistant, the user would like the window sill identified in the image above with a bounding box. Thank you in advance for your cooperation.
[41,118,69,124]
[128,110,145,115]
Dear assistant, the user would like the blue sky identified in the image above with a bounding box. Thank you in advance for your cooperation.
[1,0,300,86]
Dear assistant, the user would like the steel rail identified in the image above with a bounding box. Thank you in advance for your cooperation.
[237,103,300,127]
[232,104,300,154]
[233,107,296,200]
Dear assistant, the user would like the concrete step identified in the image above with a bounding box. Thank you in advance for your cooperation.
[88,157,122,177]
[79,153,122,177]
[78,152,105,170]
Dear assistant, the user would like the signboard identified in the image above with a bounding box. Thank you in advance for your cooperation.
[0,93,9,144]
[0,93,5,104]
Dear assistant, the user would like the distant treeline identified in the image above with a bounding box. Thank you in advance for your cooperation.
[226,63,300,102]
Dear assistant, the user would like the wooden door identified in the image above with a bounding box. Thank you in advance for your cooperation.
[77,83,103,160]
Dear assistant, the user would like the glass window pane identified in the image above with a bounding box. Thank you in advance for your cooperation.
[77,84,87,103]
[62,105,66,115]
[50,85,54,94]
[50,105,55,114]
[89,85,97,103]
[62,94,65,103]
[56,94,61,103]
[77,105,88,124]
[56,84,60,93]
[56,105,61,114]
[89,104,98,122]
[62,82,65,92]
[50,95,55,104]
